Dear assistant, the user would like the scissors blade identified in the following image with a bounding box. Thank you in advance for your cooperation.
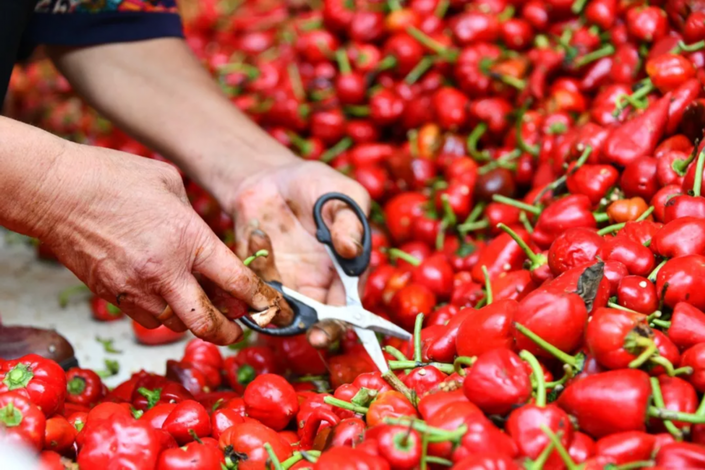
[354,326,389,374]
[279,286,327,314]
[316,305,411,341]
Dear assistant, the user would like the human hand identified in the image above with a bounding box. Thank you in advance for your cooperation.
[38,144,286,345]
[226,160,370,347]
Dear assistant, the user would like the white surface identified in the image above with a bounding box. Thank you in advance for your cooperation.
[0,233,198,387]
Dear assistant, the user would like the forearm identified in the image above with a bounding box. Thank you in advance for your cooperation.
[0,116,85,238]
[46,38,297,209]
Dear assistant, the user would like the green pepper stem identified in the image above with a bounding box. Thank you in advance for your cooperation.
[614,462,656,470]
[575,44,615,67]
[651,377,684,440]
[388,361,455,375]
[490,72,526,90]
[406,27,458,61]
[287,63,306,101]
[457,219,489,233]
[497,223,545,268]
[320,137,353,163]
[516,101,540,157]
[414,313,424,363]
[243,250,269,267]
[647,406,705,424]
[520,350,546,407]
[434,0,449,17]
[675,40,705,52]
[651,319,671,329]
[628,343,658,369]
[388,248,421,267]
[264,443,284,470]
[344,105,370,117]
[648,259,668,283]
[492,195,541,216]
[453,356,476,376]
[593,212,610,223]
[540,426,578,470]
[466,123,490,162]
[637,206,655,221]
[405,56,435,84]
[424,456,453,467]
[606,302,642,314]
[571,0,588,14]
[384,417,468,442]
[529,439,556,470]
[482,266,493,305]
[514,323,580,369]
[614,81,655,115]
[672,149,697,176]
[323,396,369,414]
[597,222,625,236]
[384,345,409,361]
[649,355,681,378]
[383,371,418,407]
[335,49,352,75]
[693,148,705,197]
[463,203,486,225]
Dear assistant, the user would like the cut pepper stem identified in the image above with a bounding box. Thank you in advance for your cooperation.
[672,148,697,176]
[243,250,269,267]
[520,350,546,407]
[651,319,671,329]
[492,194,541,216]
[414,313,424,363]
[497,223,546,270]
[482,266,493,305]
[593,212,610,223]
[598,222,625,236]
[323,396,369,414]
[693,148,705,197]
[514,323,582,370]
[628,343,658,369]
[383,371,418,406]
[649,355,682,377]
[614,80,655,115]
[384,345,409,361]
[388,248,422,267]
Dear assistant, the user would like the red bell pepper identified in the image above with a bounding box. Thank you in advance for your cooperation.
[0,391,46,451]
[0,354,67,417]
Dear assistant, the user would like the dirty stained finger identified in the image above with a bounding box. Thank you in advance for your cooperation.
[307,319,347,349]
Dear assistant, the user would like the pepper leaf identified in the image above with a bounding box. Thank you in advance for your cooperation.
[96,336,122,354]
[95,359,120,379]
[574,261,605,312]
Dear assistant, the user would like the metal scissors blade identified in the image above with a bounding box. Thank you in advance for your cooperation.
[354,326,390,374]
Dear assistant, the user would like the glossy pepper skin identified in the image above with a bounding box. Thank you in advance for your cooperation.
[668,302,705,350]
[557,369,652,437]
[586,308,652,370]
[652,217,705,258]
[532,195,599,249]
[0,354,67,417]
[157,440,224,470]
[218,421,293,470]
[657,255,705,311]
[77,413,161,469]
[656,442,705,468]
[66,368,104,407]
[0,391,46,451]
[223,346,280,394]
[243,373,298,431]
[455,299,517,358]
[366,391,417,427]
[162,400,211,445]
[471,229,530,282]
[463,348,531,415]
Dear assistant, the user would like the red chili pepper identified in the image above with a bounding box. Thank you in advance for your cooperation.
[426,401,484,459]
[66,368,104,407]
[161,399,211,445]
[131,375,194,411]
[365,424,422,469]
[548,227,604,276]
[532,194,602,249]
[653,217,705,258]
[657,255,705,311]
[210,407,244,440]
[680,343,705,392]
[141,403,177,430]
[366,391,417,427]
[78,412,161,469]
[157,440,223,470]
[223,346,279,394]
[649,375,698,431]
[455,299,516,358]
[219,421,293,470]
[655,442,705,468]
[165,360,210,396]
[463,348,531,415]
[0,354,66,417]
[243,374,298,431]
[596,237,656,277]
[417,390,468,421]
[43,414,76,454]
[595,431,663,465]
[326,417,366,448]
[492,270,537,302]
[617,275,658,314]
[471,228,530,282]
[602,93,671,168]
[557,369,652,437]
[401,365,447,398]
[586,307,653,370]
[390,283,437,331]
[299,407,340,450]
[566,163,619,206]
[620,157,659,201]
[0,391,46,451]
[90,296,124,322]
[132,321,186,346]
[667,78,703,134]
[312,446,390,470]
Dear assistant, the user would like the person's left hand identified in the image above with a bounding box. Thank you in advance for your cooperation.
[225,160,371,346]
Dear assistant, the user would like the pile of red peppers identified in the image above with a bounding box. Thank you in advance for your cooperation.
[10,0,705,468]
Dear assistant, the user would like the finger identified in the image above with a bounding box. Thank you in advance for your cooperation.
[121,306,161,330]
[194,232,283,319]
[247,229,283,283]
[156,306,188,333]
[247,230,294,327]
[307,319,347,349]
[101,292,163,329]
[161,273,243,345]
[328,203,365,259]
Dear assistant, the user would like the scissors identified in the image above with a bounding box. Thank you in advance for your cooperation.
[239,192,412,373]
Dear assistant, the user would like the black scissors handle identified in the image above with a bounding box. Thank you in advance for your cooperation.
[238,281,318,336]
[313,192,371,277]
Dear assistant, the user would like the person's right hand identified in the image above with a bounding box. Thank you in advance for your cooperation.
[37,144,285,345]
